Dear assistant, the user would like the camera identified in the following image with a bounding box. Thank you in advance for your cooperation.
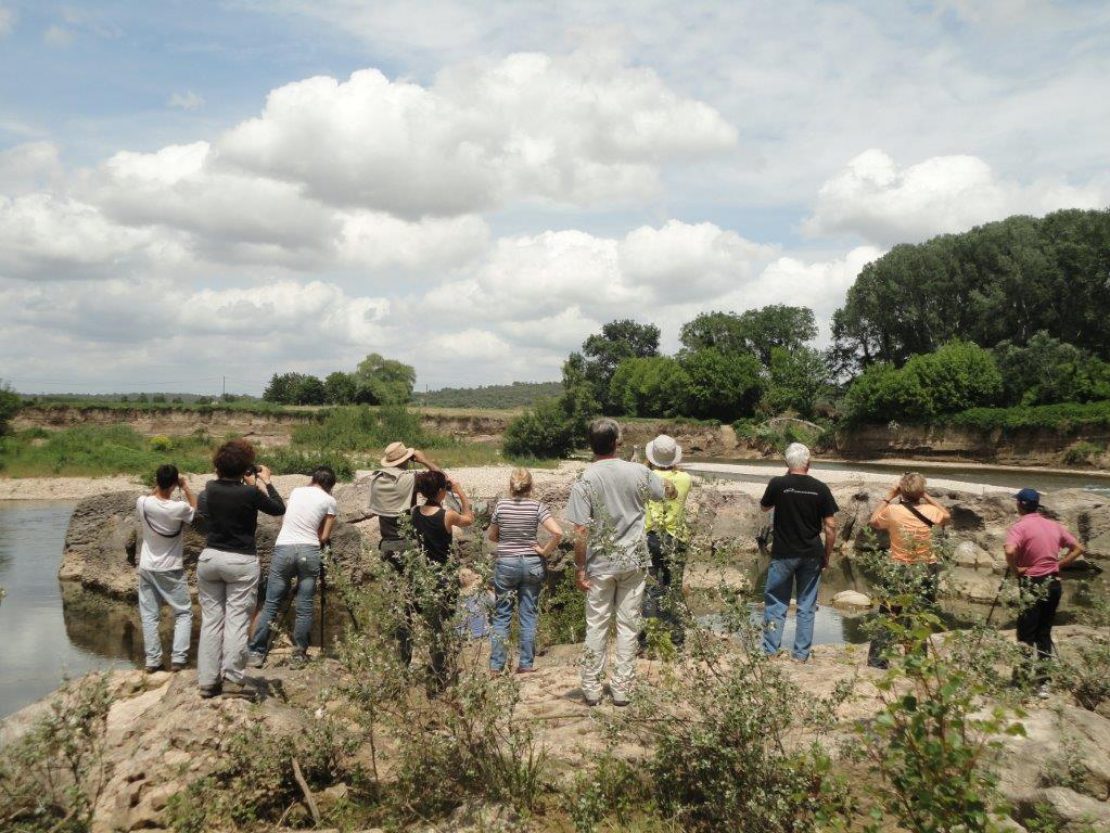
[245,464,263,478]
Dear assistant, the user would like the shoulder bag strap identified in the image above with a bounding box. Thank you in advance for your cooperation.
[900,501,935,528]
[140,496,185,539]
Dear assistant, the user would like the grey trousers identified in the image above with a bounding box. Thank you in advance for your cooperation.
[197,548,259,687]
[137,568,193,668]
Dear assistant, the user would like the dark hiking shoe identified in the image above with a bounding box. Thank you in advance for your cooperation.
[145,664,163,674]
[170,661,188,672]
[221,681,258,701]
[583,692,602,707]
[289,652,308,670]
[198,683,222,699]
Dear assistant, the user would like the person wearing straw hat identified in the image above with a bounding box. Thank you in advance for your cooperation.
[369,441,442,552]
[368,441,442,664]
[1004,488,1084,695]
[641,434,693,650]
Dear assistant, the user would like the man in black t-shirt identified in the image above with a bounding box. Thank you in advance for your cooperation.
[759,442,838,662]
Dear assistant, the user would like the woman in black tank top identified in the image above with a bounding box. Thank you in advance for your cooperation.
[408,470,475,693]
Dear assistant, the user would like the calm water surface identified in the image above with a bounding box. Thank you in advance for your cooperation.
[0,501,132,719]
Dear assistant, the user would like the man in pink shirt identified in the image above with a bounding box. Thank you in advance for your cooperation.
[1003,488,1084,693]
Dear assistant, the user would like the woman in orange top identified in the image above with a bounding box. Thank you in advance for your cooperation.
[866,472,951,668]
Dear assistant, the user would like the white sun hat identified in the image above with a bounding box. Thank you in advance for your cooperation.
[645,434,682,467]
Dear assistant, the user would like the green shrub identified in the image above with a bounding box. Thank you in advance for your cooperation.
[948,400,1110,433]
[1062,441,1103,466]
[681,348,764,421]
[265,447,355,480]
[291,405,428,451]
[0,674,113,832]
[0,380,20,435]
[503,398,576,458]
[149,434,173,452]
[609,356,692,418]
[0,425,213,477]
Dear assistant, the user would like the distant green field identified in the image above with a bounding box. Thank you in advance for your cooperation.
[412,381,563,409]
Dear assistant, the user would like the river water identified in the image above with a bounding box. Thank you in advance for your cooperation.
[0,501,132,719]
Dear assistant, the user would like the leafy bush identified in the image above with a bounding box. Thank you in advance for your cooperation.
[0,425,213,477]
[1061,441,1103,466]
[948,400,1110,433]
[502,398,576,458]
[681,348,764,421]
[994,331,1110,407]
[845,341,1002,423]
[762,346,832,419]
[0,674,113,832]
[0,380,21,435]
[265,446,355,480]
[290,405,428,451]
[609,356,692,418]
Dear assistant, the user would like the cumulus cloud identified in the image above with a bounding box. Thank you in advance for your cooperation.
[218,49,736,217]
[0,142,63,194]
[804,149,1109,246]
[167,91,205,111]
[0,5,15,37]
[43,25,74,47]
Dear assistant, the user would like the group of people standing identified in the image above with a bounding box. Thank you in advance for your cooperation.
[134,424,1085,703]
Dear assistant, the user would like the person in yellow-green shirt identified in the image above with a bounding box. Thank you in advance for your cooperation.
[642,434,693,649]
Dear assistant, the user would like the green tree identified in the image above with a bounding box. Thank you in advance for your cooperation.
[324,371,358,405]
[764,347,832,419]
[833,209,1110,369]
[353,353,416,405]
[580,320,660,413]
[681,306,818,365]
[680,348,764,421]
[608,357,691,418]
[844,341,1002,423]
[292,375,326,405]
[263,372,302,404]
[502,398,577,458]
[993,331,1110,406]
[0,381,21,434]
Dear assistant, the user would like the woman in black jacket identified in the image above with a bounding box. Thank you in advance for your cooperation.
[196,439,285,698]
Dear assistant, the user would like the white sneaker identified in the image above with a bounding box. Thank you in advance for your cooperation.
[1036,684,1051,700]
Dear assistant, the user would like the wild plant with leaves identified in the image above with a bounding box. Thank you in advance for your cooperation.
[0,674,113,833]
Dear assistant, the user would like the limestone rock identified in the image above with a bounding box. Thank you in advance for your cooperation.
[954,540,997,569]
[832,590,872,609]
[1041,787,1110,831]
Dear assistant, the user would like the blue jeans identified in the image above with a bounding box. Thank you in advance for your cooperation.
[137,568,193,668]
[489,555,545,672]
[249,544,320,658]
[762,556,823,661]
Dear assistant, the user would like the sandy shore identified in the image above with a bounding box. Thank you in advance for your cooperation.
[0,459,1024,502]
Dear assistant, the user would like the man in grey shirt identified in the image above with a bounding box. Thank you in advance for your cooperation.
[566,418,668,706]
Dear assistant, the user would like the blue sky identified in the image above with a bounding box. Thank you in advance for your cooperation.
[0,1,1107,394]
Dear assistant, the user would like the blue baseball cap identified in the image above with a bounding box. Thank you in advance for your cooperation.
[1015,488,1040,505]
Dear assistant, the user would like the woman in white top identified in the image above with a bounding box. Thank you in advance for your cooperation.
[247,466,338,667]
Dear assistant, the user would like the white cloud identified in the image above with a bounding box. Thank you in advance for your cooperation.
[218,48,736,217]
[0,5,16,37]
[0,194,183,280]
[43,25,74,47]
[0,142,63,194]
[167,91,205,111]
[804,149,1108,246]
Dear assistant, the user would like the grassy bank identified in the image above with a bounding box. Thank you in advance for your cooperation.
[0,406,554,479]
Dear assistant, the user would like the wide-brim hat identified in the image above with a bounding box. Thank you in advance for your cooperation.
[381,441,415,467]
[645,434,682,468]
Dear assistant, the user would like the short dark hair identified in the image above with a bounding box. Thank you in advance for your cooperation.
[415,469,448,503]
[587,418,620,456]
[311,466,337,492]
[213,438,256,479]
[155,464,179,491]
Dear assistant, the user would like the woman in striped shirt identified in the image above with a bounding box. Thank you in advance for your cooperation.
[487,468,563,673]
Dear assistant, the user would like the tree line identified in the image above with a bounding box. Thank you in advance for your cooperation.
[262,353,416,406]
[506,208,1110,455]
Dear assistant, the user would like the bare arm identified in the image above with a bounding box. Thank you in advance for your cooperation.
[177,475,198,510]
[1059,541,1084,569]
[535,517,563,559]
[573,524,590,591]
[488,523,500,543]
[822,515,837,567]
[444,480,474,530]
[411,449,442,473]
[921,493,952,527]
[1004,543,1023,575]
[870,485,899,528]
[318,514,336,546]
